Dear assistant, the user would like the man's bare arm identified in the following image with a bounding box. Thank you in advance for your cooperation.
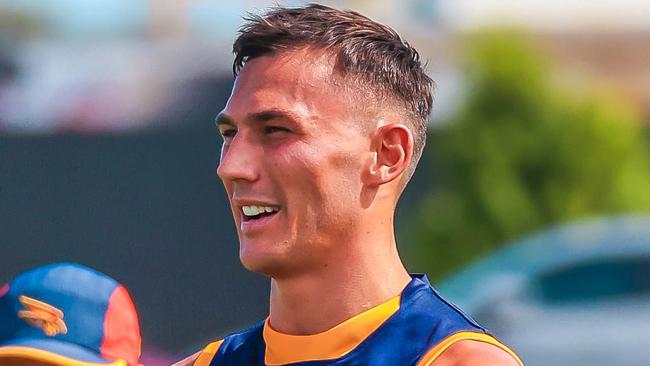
[426,340,523,366]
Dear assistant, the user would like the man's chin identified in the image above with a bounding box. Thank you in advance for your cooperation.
[240,250,284,276]
[239,248,304,279]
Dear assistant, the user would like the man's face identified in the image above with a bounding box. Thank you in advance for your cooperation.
[216,49,374,276]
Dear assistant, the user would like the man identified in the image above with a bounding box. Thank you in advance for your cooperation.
[0,263,141,366]
[180,4,523,365]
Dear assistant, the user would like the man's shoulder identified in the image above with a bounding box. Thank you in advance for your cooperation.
[429,339,523,366]
[171,321,266,366]
[171,340,223,366]
[218,319,266,349]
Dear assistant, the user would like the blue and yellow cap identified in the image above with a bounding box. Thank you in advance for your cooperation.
[0,263,141,366]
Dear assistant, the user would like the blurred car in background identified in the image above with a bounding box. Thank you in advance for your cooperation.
[438,215,650,366]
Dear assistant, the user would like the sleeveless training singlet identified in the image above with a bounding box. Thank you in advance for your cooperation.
[192,274,523,366]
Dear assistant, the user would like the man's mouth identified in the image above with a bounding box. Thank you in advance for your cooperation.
[241,205,280,221]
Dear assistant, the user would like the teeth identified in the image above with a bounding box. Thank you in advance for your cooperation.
[242,205,279,217]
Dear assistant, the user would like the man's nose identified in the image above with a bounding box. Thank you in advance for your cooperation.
[216,136,259,183]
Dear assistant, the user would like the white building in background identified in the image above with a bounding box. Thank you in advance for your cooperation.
[1,0,648,132]
[442,0,650,119]
[321,0,650,121]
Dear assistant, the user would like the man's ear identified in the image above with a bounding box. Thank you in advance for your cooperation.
[365,123,413,187]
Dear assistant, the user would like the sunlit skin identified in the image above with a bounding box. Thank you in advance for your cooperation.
[212,48,519,366]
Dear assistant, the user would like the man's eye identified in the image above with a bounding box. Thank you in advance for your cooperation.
[265,126,289,134]
[220,128,237,138]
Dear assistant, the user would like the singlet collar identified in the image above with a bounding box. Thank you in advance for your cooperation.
[263,291,402,365]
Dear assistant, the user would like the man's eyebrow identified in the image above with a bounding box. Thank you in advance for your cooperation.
[248,109,297,123]
[216,109,299,126]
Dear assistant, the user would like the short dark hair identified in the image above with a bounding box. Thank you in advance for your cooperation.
[232,4,434,184]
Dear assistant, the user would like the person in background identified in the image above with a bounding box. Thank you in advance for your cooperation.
[0,262,142,366]
[178,4,523,366]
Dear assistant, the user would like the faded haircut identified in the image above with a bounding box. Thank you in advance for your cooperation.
[232,3,434,185]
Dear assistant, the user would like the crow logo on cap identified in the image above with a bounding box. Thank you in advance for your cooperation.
[18,295,68,336]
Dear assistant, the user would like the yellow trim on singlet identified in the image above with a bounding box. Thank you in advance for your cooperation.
[189,307,523,366]
[263,295,401,365]
[416,331,524,366]
[0,346,126,366]
[193,340,223,366]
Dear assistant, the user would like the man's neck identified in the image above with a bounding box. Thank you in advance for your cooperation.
[267,229,411,335]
